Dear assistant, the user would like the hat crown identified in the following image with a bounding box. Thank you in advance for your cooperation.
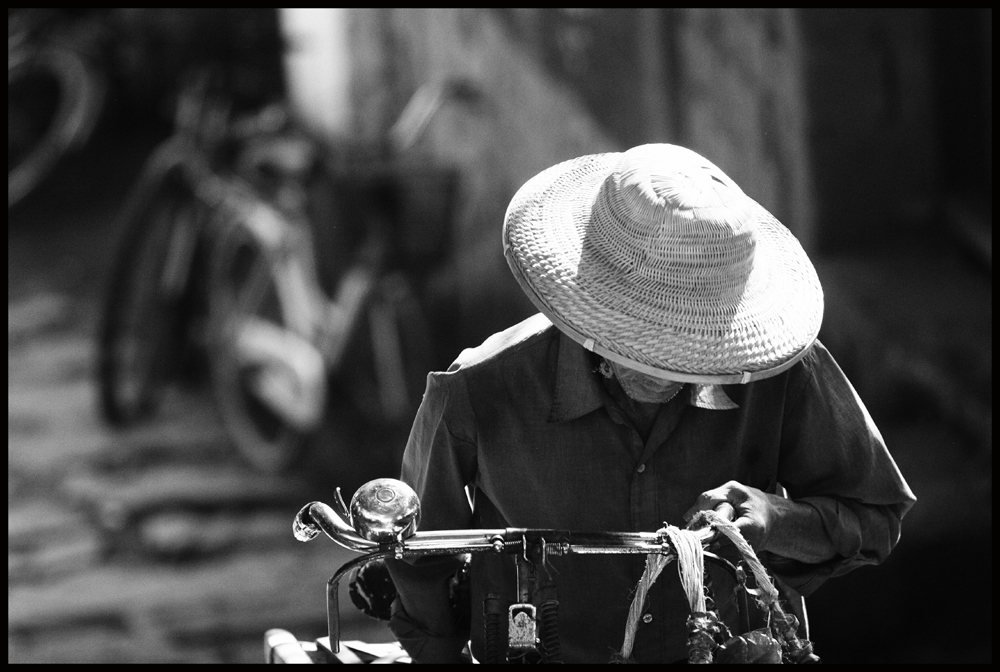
[590,144,757,296]
[617,143,745,212]
[501,143,823,382]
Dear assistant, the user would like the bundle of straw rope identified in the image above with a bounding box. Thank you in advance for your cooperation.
[615,510,819,664]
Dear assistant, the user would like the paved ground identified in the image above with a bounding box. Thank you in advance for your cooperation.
[8,126,992,663]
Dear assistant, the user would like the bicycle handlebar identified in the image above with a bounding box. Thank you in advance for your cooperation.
[292,479,720,655]
[293,493,714,560]
[289,480,820,664]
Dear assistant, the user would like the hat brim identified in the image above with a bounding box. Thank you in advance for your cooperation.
[502,151,824,384]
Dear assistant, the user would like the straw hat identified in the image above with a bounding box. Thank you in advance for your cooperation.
[502,144,823,384]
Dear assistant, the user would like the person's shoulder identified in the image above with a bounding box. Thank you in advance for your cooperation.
[446,312,557,374]
[797,339,841,375]
[735,340,841,398]
[779,339,854,395]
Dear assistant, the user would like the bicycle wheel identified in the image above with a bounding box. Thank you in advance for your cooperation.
[8,44,106,208]
[98,155,206,426]
[206,195,322,473]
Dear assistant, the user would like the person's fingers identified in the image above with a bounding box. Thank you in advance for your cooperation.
[714,501,736,522]
[683,481,757,524]
[683,491,728,522]
[683,482,742,520]
[687,502,737,550]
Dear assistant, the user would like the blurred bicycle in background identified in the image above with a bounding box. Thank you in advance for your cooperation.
[98,69,481,474]
[8,8,109,209]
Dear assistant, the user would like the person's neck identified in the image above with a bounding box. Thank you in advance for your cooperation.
[601,376,665,441]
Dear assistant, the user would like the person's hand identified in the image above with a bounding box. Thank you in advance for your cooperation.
[683,480,774,551]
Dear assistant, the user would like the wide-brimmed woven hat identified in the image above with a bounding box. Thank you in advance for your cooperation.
[502,143,823,384]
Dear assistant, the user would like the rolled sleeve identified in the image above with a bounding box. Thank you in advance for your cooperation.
[773,343,916,595]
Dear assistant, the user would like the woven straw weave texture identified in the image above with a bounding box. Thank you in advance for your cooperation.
[502,145,823,383]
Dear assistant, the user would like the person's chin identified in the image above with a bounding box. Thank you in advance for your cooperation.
[625,389,665,403]
[624,384,682,403]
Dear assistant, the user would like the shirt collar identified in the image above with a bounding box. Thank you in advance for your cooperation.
[548,333,739,422]
[689,383,740,410]
[548,332,606,423]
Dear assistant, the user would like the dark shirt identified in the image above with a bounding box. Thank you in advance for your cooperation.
[386,313,916,663]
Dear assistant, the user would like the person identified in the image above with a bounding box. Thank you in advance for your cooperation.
[384,143,916,663]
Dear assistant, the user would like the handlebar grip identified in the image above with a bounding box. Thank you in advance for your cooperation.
[292,503,321,542]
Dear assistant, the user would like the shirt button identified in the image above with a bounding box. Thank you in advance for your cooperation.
[642,613,653,624]
[637,464,645,473]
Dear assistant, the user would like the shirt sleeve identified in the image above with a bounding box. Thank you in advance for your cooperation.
[385,368,478,663]
[772,342,917,596]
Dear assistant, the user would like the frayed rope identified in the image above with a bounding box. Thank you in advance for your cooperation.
[616,510,786,664]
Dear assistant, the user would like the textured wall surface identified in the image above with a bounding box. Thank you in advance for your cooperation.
[674,8,816,251]
[800,8,939,253]
[356,8,621,346]
[360,8,817,347]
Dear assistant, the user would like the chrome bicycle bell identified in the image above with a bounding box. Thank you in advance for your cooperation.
[349,478,421,543]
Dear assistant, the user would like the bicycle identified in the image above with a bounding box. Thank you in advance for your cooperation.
[98,71,477,474]
[265,478,821,664]
[8,9,109,209]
